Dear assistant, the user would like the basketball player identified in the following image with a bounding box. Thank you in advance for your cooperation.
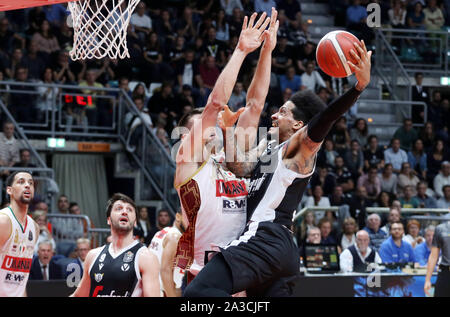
[71,193,160,297]
[0,171,39,297]
[148,210,187,297]
[184,40,372,296]
[173,10,276,286]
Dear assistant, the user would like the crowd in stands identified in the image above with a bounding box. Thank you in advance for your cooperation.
[0,0,449,277]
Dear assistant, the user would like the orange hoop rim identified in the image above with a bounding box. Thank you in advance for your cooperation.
[0,0,79,12]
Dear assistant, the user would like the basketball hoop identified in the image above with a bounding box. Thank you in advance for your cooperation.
[68,0,140,60]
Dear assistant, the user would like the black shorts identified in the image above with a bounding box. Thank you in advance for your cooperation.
[220,221,300,294]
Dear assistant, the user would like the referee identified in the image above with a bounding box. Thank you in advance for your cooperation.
[424,220,450,297]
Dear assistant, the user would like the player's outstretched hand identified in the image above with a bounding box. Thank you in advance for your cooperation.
[262,8,279,52]
[347,39,372,91]
[238,12,271,54]
[218,105,245,131]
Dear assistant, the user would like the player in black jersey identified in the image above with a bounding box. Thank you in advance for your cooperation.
[184,39,372,297]
[71,193,160,297]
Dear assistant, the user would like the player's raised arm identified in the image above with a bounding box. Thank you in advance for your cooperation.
[284,40,372,173]
[175,12,271,165]
[70,248,101,297]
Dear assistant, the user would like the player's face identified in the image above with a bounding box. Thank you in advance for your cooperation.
[7,172,34,205]
[270,102,302,142]
[108,200,136,234]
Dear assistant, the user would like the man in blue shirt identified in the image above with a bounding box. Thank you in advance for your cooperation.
[415,225,435,267]
[346,0,374,44]
[363,213,388,252]
[279,66,303,93]
[379,222,416,264]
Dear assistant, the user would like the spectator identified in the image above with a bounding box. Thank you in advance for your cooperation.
[350,118,369,149]
[427,92,443,132]
[9,66,37,123]
[357,166,381,202]
[52,50,77,84]
[407,1,426,30]
[35,201,49,213]
[196,55,220,104]
[175,85,196,112]
[436,185,450,208]
[131,83,149,105]
[374,191,394,208]
[29,240,64,280]
[420,122,436,152]
[331,117,351,152]
[36,67,60,123]
[42,4,67,29]
[154,9,175,44]
[408,138,427,180]
[403,219,424,248]
[415,181,438,208]
[72,238,91,276]
[346,0,374,44]
[399,185,420,208]
[318,218,337,245]
[364,135,385,171]
[414,225,435,267]
[380,164,398,197]
[254,0,277,16]
[279,65,303,93]
[433,161,450,198]
[12,149,37,169]
[310,167,337,197]
[363,213,388,252]
[272,35,293,75]
[295,41,316,74]
[32,210,57,255]
[329,185,350,206]
[384,138,408,173]
[424,0,445,31]
[300,61,327,92]
[221,0,244,16]
[0,122,20,177]
[156,209,172,231]
[277,0,302,24]
[228,7,245,37]
[388,0,407,28]
[305,185,331,221]
[349,186,373,228]
[228,82,247,111]
[125,97,153,131]
[381,207,402,234]
[339,217,358,251]
[305,226,321,244]
[394,119,419,152]
[0,17,25,55]
[142,32,173,84]
[201,26,227,67]
[31,19,60,58]
[317,139,339,169]
[21,41,47,80]
[333,156,355,194]
[411,72,429,109]
[397,162,420,196]
[118,77,132,98]
[379,222,416,265]
[287,19,309,47]
[340,230,382,273]
[176,50,199,96]
[78,69,104,128]
[427,140,449,184]
[344,140,364,180]
[317,86,331,104]
[213,9,230,43]
[298,210,317,242]
[175,6,197,44]
[130,2,153,43]
[134,206,156,245]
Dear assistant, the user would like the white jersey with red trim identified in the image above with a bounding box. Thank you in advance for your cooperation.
[149,226,184,289]
[0,207,37,297]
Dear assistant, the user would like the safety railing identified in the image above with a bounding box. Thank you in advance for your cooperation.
[376,28,450,76]
[88,228,111,248]
[374,29,412,101]
[366,207,449,214]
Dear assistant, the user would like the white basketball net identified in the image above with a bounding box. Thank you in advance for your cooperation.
[68,0,140,60]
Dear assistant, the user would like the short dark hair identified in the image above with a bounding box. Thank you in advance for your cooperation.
[177,107,204,128]
[6,171,33,187]
[105,193,136,218]
[69,202,78,210]
[19,148,31,156]
[289,90,327,124]
[367,134,378,143]
[415,72,423,78]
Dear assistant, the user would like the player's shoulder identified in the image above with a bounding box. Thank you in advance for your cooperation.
[85,247,104,263]
[0,209,12,228]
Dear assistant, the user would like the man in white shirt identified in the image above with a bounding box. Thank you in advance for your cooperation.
[340,230,382,273]
[383,138,408,173]
[433,161,450,198]
[130,2,152,42]
[300,61,327,92]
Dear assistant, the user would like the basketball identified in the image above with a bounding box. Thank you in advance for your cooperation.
[316,30,360,78]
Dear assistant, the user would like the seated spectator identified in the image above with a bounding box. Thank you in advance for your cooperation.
[295,41,316,74]
[414,225,435,267]
[388,0,407,28]
[142,32,173,84]
[42,4,68,29]
[277,0,302,24]
[36,67,60,123]
[29,241,64,280]
[350,118,369,149]
[78,69,105,128]
[415,181,438,208]
[228,82,246,112]
[298,210,317,243]
[9,66,37,123]
[300,61,326,92]
[254,0,277,16]
[147,82,177,131]
[0,17,25,56]
[329,185,351,207]
[214,9,230,43]
[332,156,355,194]
[317,139,339,170]
[363,213,388,252]
[436,185,450,209]
[331,117,351,152]
[426,93,443,134]
[424,0,445,31]
[287,19,310,47]
[381,208,402,234]
[344,139,364,181]
[317,86,332,104]
[357,166,381,202]
[340,230,382,273]
[318,218,337,245]
[196,55,220,105]
[135,206,157,245]
[271,35,293,75]
[155,209,172,232]
[201,26,227,67]
[32,210,57,255]
[221,0,244,16]
[279,66,303,93]
[349,186,373,228]
[427,140,449,184]
[399,185,420,208]
[379,222,416,265]
[0,122,20,179]
[339,217,358,251]
[52,50,77,84]
[130,2,153,43]
[407,1,426,31]
[397,162,420,197]
[403,219,424,248]
[433,161,450,198]
[394,118,419,152]
[374,191,395,208]
[305,185,331,221]
[384,138,408,173]
[420,122,437,153]
[31,19,60,58]
[309,167,336,197]
[125,97,153,131]
[408,138,427,180]
[71,238,91,276]
[380,163,398,195]
[346,0,374,44]
[305,226,321,244]
[21,41,47,80]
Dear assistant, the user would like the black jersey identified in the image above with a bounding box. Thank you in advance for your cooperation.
[89,240,145,297]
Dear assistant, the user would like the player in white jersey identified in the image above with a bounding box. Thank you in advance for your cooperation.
[173,11,277,287]
[148,210,187,297]
[0,171,39,297]
[71,193,160,297]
